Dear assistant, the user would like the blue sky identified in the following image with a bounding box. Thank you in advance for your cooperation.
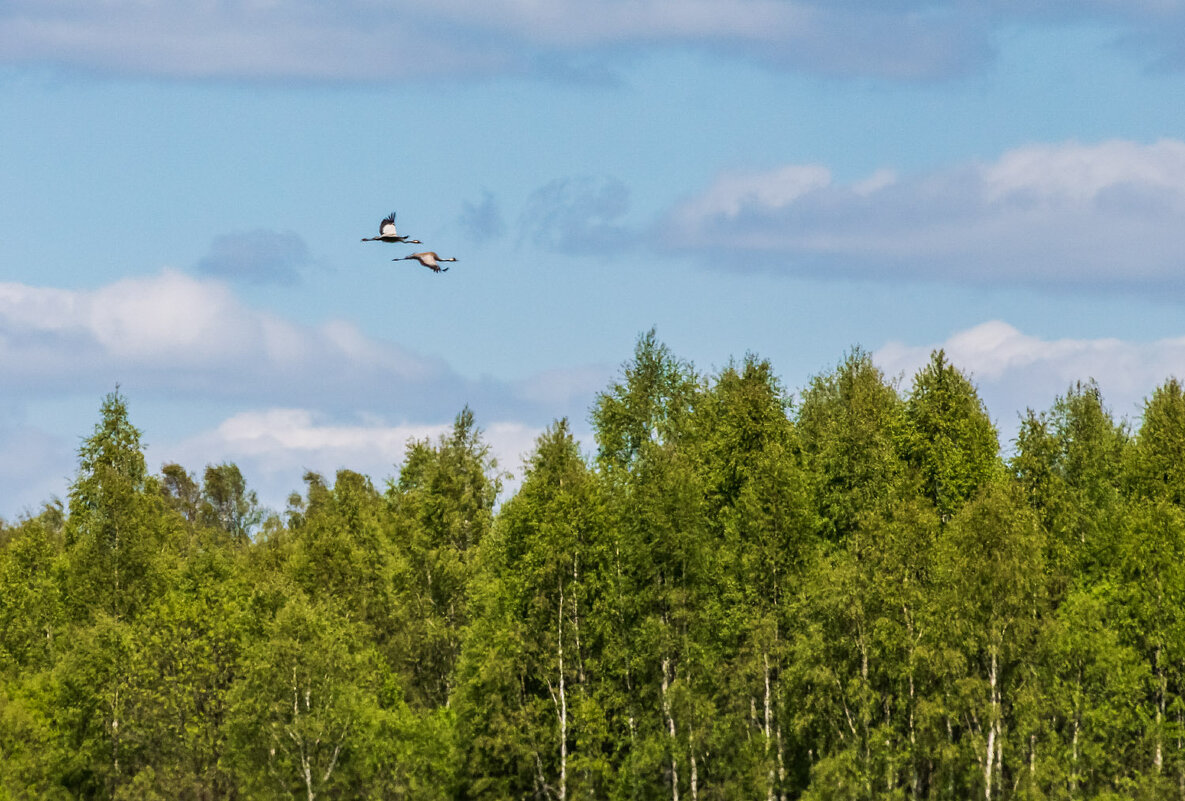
[5,1,1185,515]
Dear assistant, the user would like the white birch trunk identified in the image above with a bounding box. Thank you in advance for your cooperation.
[1029,733,1036,789]
[859,630,872,798]
[290,672,316,801]
[1178,707,1184,801]
[994,715,1003,798]
[572,555,586,685]
[276,669,349,801]
[909,670,919,799]
[946,715,956,799]
[662,657,679,801]
[985,650,997,801]
[1071,711,1079,797]
[906,606,919,800]
[111,686,120,786]
[777,724,786,801]
[764,652,775,801]
[558,580,568,801]
[1157,645,1165,774]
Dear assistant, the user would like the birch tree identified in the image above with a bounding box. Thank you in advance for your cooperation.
[63,390,171,623]
[932,482,1045,801]
[796,348,906,541]
[592,330,708,801]
[457,420,608,799]
[119,550,250,799]
[1025,586,1146,797]
[1012,382,1128,595]
[388,408,501,709]
[227,593,380,801]
[901,351,999,522]
[696,357,816,799]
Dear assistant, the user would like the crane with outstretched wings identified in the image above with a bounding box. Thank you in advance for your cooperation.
[361,212,421,244]
[393,252,457,273]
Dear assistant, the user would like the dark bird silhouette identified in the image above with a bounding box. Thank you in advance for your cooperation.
[393,252,457,273]
[362,212,421,244]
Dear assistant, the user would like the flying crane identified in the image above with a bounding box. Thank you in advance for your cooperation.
[393,252,457,273]
[361,212,421,244]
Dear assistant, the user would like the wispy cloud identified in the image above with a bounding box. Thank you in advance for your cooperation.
[0,2,509,81]
[660,139,1185,293]
[194,229,317,285]
[519,176,633,254]
[458,191,507,244]
[875,320,1185,436]
[9,0,1183,82]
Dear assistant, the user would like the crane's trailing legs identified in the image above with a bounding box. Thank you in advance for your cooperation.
[393,252,457,273]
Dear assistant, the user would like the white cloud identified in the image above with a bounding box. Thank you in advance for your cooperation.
[678,165,833,220]
[0,269,610,421]
[0,270,609,516]
[0,406,552,519]
[0,0,1042,81]
[982,140,1185,203]
[0,2,504,80]
[12,0,1185,83]
[875,320,1185,438]
[513,364,614,408]
[0,269,462,409]
[662,139,1185,292]
[442,0,811,47]
[159,408,546,511]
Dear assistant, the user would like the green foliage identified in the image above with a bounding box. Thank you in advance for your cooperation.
[591,328,700,472]
[1128,378,1185,504]
[901,350,999,520]
[1013,381,1129,593]
[0,516,65,674]
[387,407,501,710]
[798,348,907,539]
[62,390,176,623]
[10,340,1185,800]
[456,420,607,797]
[226,592,381,798]
[199,462,262,542]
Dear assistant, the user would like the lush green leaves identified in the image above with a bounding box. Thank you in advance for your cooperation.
[7,341,1185,800]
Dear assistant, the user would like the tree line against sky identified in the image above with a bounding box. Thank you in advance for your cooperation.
[3,330,1185,800]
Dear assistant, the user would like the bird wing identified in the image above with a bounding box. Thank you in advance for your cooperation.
[379,212,398,236]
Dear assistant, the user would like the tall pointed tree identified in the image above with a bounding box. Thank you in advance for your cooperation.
[591,328,700,474]
[901,350,999,521]
[388,407,501,709]
[1127,377,1185,507]
[1012,381,1128,592]
[457,419,610,799]
[591,331,716,801]
[930,481,1046,801]
[63,390,170,623]
[695,356,816,798]
[796,348,906,540]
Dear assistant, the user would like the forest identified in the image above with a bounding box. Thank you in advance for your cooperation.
[3,330,1185,800]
